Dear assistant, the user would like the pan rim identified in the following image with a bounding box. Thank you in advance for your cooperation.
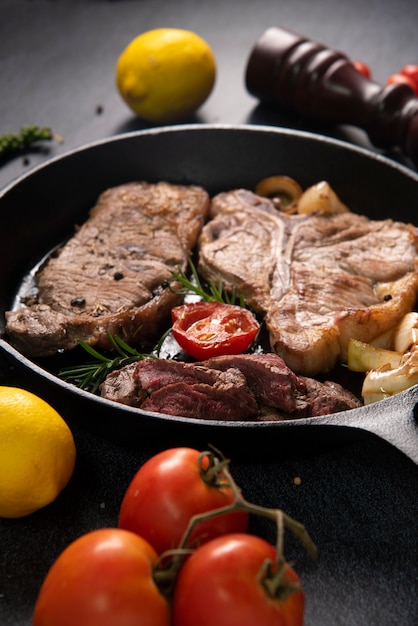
[1,123,418,199]
[1,122,418,458]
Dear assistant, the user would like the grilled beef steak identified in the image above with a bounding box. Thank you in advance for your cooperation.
[198,189,418,376]
[100,353,362,420]
[5,182,210,356]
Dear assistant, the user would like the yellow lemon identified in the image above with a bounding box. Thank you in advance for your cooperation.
[116,28,216,122]
[0,387,76,518]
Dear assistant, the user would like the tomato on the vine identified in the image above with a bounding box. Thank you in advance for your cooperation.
[33,528,170,626]
[118,447,248,554]
[352,60,371,79]
[172,533,304,626]
[386,72,418,94]
[399,64,418,90]
[171,301,260,360]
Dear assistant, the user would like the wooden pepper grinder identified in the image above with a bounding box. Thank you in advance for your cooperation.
[245,27,418,167]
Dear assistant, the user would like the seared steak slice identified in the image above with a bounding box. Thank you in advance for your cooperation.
[204,353,303,413]
[140,368,259,420]
[198,189,418,376]
[298,378,362,417]
[203,353,361,416]
[101,356,259,420]
[99,362,143,408]
[6,182,210,356]
[134,357,226,392]
[100,353,361,420]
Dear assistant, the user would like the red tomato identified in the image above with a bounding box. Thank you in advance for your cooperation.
[352,60,371,79]
[171,301,259,360]
[386,73,418,94]
[33,528,170,626]
[399,64,418,89]
[118,447,248,554]
[172,533,304,626]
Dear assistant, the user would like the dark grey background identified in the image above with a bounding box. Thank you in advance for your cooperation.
[2,0,418,189]
[1,1,418,625]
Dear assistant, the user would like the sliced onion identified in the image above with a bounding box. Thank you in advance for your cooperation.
[347,339,402,373]
[369,328,395,349]
[392,311,418,353]
[255,175,303,207]
[296,181,350,215]
[362,347,418,404]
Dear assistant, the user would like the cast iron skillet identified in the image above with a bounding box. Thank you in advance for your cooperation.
[1,124,418,462]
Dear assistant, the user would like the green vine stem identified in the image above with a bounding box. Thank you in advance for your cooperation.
[179,451,318,561]
[154,450,318,600]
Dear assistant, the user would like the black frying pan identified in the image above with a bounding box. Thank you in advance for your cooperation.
[1,124,418,462]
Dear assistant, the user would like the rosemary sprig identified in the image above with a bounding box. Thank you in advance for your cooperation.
[171,258,246,307]
[59,259,248,392]
[60,334,153,393]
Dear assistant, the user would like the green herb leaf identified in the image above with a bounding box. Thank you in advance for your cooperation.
[59,258,247,393]
[171,258,245,306]
[59,335,152,393]
[0,125,63,161]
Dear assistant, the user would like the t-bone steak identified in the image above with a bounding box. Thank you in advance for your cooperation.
[198,189,418,376]
[6,182,210,356]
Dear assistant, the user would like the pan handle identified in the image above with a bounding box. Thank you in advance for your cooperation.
[311,385,418,465]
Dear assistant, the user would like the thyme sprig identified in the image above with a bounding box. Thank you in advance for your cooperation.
[171,258,246,307]
[0,125,63,161]
[60,334,153,393]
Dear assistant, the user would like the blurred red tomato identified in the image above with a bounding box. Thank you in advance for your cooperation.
[399,64,418,90]
[386,73,418,94]
[352,60,371,79]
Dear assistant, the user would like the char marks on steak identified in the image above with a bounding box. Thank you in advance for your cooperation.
[100,353,362,421]
[198,189,418,376]
[5,182,210,356]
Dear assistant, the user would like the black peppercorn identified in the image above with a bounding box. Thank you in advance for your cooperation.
[71,297,86,307]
